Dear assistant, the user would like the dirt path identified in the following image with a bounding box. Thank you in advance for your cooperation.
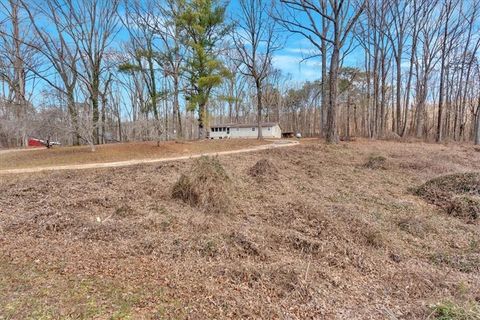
[0,140,299,175]
[0,148,37,155]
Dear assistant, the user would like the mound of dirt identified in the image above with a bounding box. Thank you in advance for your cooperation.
[248,159,278,179]
[363,154,388,169]
[171,156,232,214]
[416,172,480,221]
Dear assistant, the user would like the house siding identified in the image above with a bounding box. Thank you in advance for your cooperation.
[208,125,281,139]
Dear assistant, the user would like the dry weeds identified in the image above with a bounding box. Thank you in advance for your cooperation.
[363,154,388,169]
[247,158,278,180]
[1,139,480,319]
[416,172,480,221]
[171,156,232,214]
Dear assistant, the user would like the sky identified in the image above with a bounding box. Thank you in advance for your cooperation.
[225,0,364,85]
[272,41,364,83]
[2,0,366,104]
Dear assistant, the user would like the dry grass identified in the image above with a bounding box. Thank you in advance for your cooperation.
[1,139,480,318]
[0,139,268,170]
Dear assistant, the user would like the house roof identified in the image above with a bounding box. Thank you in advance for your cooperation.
[210,122,279,129]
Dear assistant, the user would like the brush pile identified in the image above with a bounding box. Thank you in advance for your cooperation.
[172,156,232,214]
[416,172,480,221]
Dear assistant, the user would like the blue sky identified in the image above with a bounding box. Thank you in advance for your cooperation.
[272,41,364,83]
[15,0,366,102]
[226,0,364,84]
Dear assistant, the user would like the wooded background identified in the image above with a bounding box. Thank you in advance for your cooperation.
[1,0,480,148]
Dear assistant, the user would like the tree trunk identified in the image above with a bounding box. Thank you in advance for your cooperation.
[436,44,447,143]
[395,45,402,134]
[436,3,451,143]
[346,95,351,140]
[475,97,480,145]
[67,90,80,145]
[320,22,328,137]
[198,102,207,139]
[256,79,263,139]
[101,94,107,144]
[91,91,100,145]
[326,45,339,144]
[402,34,416,137]
[173,76,182,139]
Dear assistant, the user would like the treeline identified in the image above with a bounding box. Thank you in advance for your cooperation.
[0,0,480,148]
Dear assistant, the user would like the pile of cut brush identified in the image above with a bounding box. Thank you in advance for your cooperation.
[248,158,278,180]
[416,172,480,222]
[171,156,232,214]
[363,154,388,170]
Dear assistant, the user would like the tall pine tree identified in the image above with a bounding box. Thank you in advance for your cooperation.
[177,0,230,139]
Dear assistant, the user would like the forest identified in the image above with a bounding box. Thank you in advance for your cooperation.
[1,0,480,147]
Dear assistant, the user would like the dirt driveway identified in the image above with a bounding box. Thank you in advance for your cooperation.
[0,139,299,174]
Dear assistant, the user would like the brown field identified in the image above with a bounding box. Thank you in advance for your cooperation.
[0,139,268,170]
[1,139,480,319]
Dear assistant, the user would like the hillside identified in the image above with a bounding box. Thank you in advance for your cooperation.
[1,140,479,319]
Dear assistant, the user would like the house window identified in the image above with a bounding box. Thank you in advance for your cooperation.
[252,127,255,131]
[268,127,271,131]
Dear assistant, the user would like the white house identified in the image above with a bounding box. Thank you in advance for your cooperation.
[208,122,282,139]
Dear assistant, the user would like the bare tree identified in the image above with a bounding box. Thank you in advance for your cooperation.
[233,0,281,139]
[0,0,39,147]
[384,0,413,135]
[20,0,81,145]
[435,0,462,142]
[154,0,186,139]
[278,0,366,143]
[58,0,120,145]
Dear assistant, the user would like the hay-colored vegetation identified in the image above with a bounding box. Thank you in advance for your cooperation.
[248,158,278,179]
[416,172,480,221]
[1,139,479,318]
[171,156,232,214]
[363,154,388,169]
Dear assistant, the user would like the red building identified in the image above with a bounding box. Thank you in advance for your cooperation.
[28,138,45,148]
